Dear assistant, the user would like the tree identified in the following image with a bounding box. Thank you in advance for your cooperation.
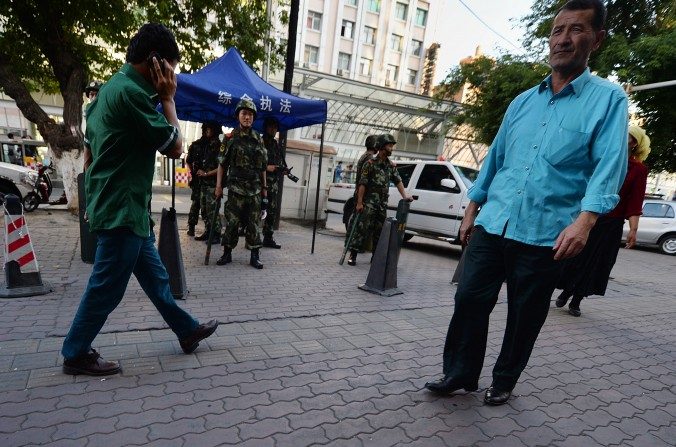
[435,55,550,146]
[522,0,676,172]
[0,0,287,211]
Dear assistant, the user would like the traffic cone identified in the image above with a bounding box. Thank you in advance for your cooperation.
[0,194,53,298]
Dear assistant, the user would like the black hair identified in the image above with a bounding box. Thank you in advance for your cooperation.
[557,0,607,31]
[125,23,181,64]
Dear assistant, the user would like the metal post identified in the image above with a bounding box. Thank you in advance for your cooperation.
[311,122,325,254]
[275,0,300,230]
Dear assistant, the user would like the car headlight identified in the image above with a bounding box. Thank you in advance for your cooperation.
[20,171,39,186]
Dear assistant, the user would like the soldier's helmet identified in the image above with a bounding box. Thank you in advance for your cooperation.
[84,80,103,95]
[203,121,222,135]
[365,135,377,149]
[235,98,257,117]
[376,133,397,148]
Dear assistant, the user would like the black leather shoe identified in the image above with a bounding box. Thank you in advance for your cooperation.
[484,386,511,406]
[347,250,357,266]
[424,376,479,395]
[250,249,263,269]
[179,320,218,354]
[216,249,232,266]
[187,225,195,237]
[63,349,121,376]
[263,238,281,249]
[568,306,581,317]
[194,232,209,241]
[555,291,571,308]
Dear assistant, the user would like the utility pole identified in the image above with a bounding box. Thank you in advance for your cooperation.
[275,0,299,230]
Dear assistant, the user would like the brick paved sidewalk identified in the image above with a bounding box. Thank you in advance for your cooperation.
[0,210,674,446]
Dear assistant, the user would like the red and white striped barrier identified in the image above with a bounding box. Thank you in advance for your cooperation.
[5,214,39,272]
[0,194,52,298]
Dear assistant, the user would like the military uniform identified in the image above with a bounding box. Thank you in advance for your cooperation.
[198,137,222,239]
[219,128,267,250]
[263,134,282,243]
[186,137,206,233]
[347,156,402,253]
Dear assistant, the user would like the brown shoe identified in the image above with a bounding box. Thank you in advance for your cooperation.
[62,349,121,376]
[179,320,219,354]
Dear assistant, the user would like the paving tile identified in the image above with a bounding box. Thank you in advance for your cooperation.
[229,346,269,362]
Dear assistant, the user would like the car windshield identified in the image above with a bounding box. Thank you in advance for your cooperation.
[455,166,479,188]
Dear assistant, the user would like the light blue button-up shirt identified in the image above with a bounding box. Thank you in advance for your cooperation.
[468,68,629,247]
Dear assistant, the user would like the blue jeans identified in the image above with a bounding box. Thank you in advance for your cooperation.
[62,228,198,360]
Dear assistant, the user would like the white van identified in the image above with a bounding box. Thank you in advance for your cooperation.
[326,160,479,244]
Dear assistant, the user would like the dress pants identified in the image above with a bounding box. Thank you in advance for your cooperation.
[442,226,563,391]
[62,228,198,360]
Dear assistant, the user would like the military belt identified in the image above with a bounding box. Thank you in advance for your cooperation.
[230,167,258,180]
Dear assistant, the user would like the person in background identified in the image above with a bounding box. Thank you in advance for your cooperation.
[334,161,343,183]
[185,124,207,236]
[555,124,650,316]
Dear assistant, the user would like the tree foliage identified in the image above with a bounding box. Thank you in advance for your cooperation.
[436,55,549,146]
[522,0,676,172]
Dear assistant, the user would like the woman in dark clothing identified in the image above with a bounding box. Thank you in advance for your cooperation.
[555,125,650,316]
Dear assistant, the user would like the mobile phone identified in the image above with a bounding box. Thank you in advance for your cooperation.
[147,51,165,76]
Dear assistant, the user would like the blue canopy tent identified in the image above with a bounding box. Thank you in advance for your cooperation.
[172,48,328,253]
[174,47,327,132]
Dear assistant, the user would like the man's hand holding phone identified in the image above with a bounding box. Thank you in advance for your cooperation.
[148,54,176,102]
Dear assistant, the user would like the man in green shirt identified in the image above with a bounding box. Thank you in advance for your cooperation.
[61,23,217,376]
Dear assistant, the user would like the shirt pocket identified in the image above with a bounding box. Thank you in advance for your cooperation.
[543,127,590,166]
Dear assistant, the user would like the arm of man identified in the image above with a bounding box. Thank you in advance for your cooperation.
[553,91,629,260]
[355,185,366,213]
[215,140,230,199]
[625,163,648,249]
[396,182,412,201]
[83,145,93,171]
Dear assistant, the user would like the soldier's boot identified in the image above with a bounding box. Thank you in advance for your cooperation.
[347,250,358,266]
[194,232,209,241]
[263,236,281,249]
[250,249,264,269]
[216,249,232,266]
[187,224,195,237]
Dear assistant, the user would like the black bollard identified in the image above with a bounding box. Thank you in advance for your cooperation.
[359,218,403,296]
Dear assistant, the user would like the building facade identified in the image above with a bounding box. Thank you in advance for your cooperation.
[278,0,439,94]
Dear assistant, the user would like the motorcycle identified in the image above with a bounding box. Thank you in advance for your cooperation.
[22,159,54,212]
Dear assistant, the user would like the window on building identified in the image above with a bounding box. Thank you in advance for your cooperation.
[362,26,376,45]
[389,34,403,51]
[337,52,352,74]
[415,8,428,26]
[395,2,408,20]
[359,57,373,76]
[411,39,423,56]
[341,20,355,39]
[303,45,319,65]
[407,69,418,85]
[307,11,322,31]
[386,64,399,84]
[345,0,358,6]
[367,0,381,13]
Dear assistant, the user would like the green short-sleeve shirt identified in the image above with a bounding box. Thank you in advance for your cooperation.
[84,63,178,237]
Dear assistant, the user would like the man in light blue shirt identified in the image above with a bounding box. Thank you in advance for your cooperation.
[425,0,628,405]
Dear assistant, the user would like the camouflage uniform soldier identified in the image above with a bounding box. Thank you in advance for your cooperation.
[194,122,223,243]
[343,135,378,230]
[263,116,284,249]
[186,124,207,236]
[215,99,268,269]
[346,134,413,266]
